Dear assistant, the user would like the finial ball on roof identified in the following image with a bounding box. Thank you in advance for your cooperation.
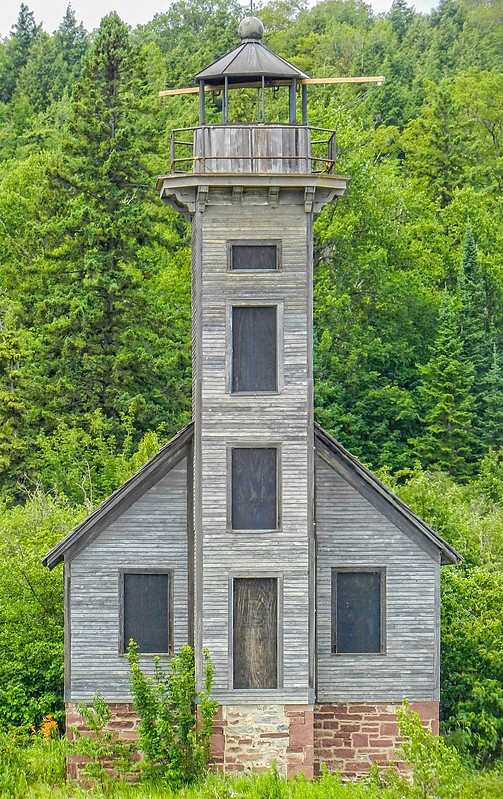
[238,16,264,40]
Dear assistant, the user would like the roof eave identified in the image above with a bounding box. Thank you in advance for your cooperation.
[42,423,194,570]
[314,423,461,566]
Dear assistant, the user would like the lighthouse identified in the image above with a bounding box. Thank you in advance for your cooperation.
[45,17,457,780]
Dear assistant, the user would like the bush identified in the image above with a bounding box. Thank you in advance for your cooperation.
[127,642,218,787]
[72,691,136,788]
[441,568,503,763]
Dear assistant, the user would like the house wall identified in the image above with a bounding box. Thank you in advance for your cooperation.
[192,188,316,705]
[67,458,189,702]
[315,454,440,703]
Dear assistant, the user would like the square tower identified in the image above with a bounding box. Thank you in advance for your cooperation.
[158,17,348,775]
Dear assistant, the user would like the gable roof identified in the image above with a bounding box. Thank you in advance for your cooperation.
[194,40,309,84]
[314,423,460,565]
[43,421,459,570]
[42,423,193,570]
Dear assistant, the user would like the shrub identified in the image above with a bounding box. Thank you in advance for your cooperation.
[127,642,218,787]
[72,691,136,788]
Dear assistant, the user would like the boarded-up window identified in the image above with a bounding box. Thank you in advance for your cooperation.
[230,244,278,271]
[121,572,172,654]
[231,447,278,530]
[332,570,384,654]
[232,306,277,393]
[233,577,278,689]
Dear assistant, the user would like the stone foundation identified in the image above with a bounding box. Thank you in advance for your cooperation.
[211,704,314,778]
[314,702,439,778]
[66,700,439,782]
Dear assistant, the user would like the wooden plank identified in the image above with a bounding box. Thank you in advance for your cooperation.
[231,447,277,530]
[232,305,277,393]
[301,76,385,85]
[233,578,278,689]
[69,461,189,702]
[159,75,385,96]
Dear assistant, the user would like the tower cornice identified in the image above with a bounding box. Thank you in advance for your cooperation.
[157,172,350,219]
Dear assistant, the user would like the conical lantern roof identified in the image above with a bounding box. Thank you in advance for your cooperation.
[194,16,309,84]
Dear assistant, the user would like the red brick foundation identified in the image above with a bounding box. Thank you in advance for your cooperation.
[66,702,140,782]
[314,702,439,778]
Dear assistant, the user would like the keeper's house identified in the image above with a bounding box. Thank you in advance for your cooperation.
[44,16,459,779]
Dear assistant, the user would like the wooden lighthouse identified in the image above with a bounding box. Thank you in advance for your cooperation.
[44,17,458,779]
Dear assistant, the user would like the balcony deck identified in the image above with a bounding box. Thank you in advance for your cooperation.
[170,124,336,175]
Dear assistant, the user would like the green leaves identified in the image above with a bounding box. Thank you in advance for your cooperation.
[127,642,218,786]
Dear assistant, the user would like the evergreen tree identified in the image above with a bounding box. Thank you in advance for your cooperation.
[22,13,190,444]
[0,297,28,479]
[413,292,476,478]
[458,228,488,375]
[483,343,503,451]
[401,79,468,207]
[457,227,492,447]
[53,5,87,89]
[389,0,415,44]
[0,3,41,103]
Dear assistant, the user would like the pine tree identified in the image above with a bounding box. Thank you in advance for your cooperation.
[413,292,476,478]
[483,343,503,451]
[0,3,41,103]
[457,227,492,448]
[23,13,190,443]
[458,229,489,375]
[0,299,27,479]
[389,0,415,44]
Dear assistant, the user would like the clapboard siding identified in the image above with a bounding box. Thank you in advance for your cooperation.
[193,125,312,173]
[194,191,315,703]
[69,459,188,702]
[315,455,440,702]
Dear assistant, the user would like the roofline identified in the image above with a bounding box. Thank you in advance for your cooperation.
[194,40,309,83]
[42,419,460,570]
[314,423,461,565]
[42,423,194,570]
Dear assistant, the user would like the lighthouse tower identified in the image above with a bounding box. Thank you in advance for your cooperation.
[157,16,348,776]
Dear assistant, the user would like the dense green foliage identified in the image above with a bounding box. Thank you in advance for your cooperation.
[0,0,502,768]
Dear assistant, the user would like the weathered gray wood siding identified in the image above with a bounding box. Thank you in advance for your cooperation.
[193,189,315,704]
[193,125,311,173]
[69,459,188,702]
[315,455,440,702]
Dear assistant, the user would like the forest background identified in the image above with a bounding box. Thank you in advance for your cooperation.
[0,0,502,768]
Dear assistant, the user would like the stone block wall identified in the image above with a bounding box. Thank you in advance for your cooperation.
[314,702,439,778]
[210,704,314,778]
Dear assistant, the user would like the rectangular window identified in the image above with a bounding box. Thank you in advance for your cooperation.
[120,571,172,654]
[233,577,278,689]
[231,447,278,530]
[332,569,385,654]
[232,305,277,393]
[230,243,279,271]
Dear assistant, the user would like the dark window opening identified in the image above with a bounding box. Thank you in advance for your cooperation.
[121,571,172,654]
[231,447,278,530]
[232,305,277,393]
[332,570,384,654]
[233,577,278,689]
[230,244,278,271]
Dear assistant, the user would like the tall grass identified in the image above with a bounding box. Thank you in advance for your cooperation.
[0,731,502,799]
